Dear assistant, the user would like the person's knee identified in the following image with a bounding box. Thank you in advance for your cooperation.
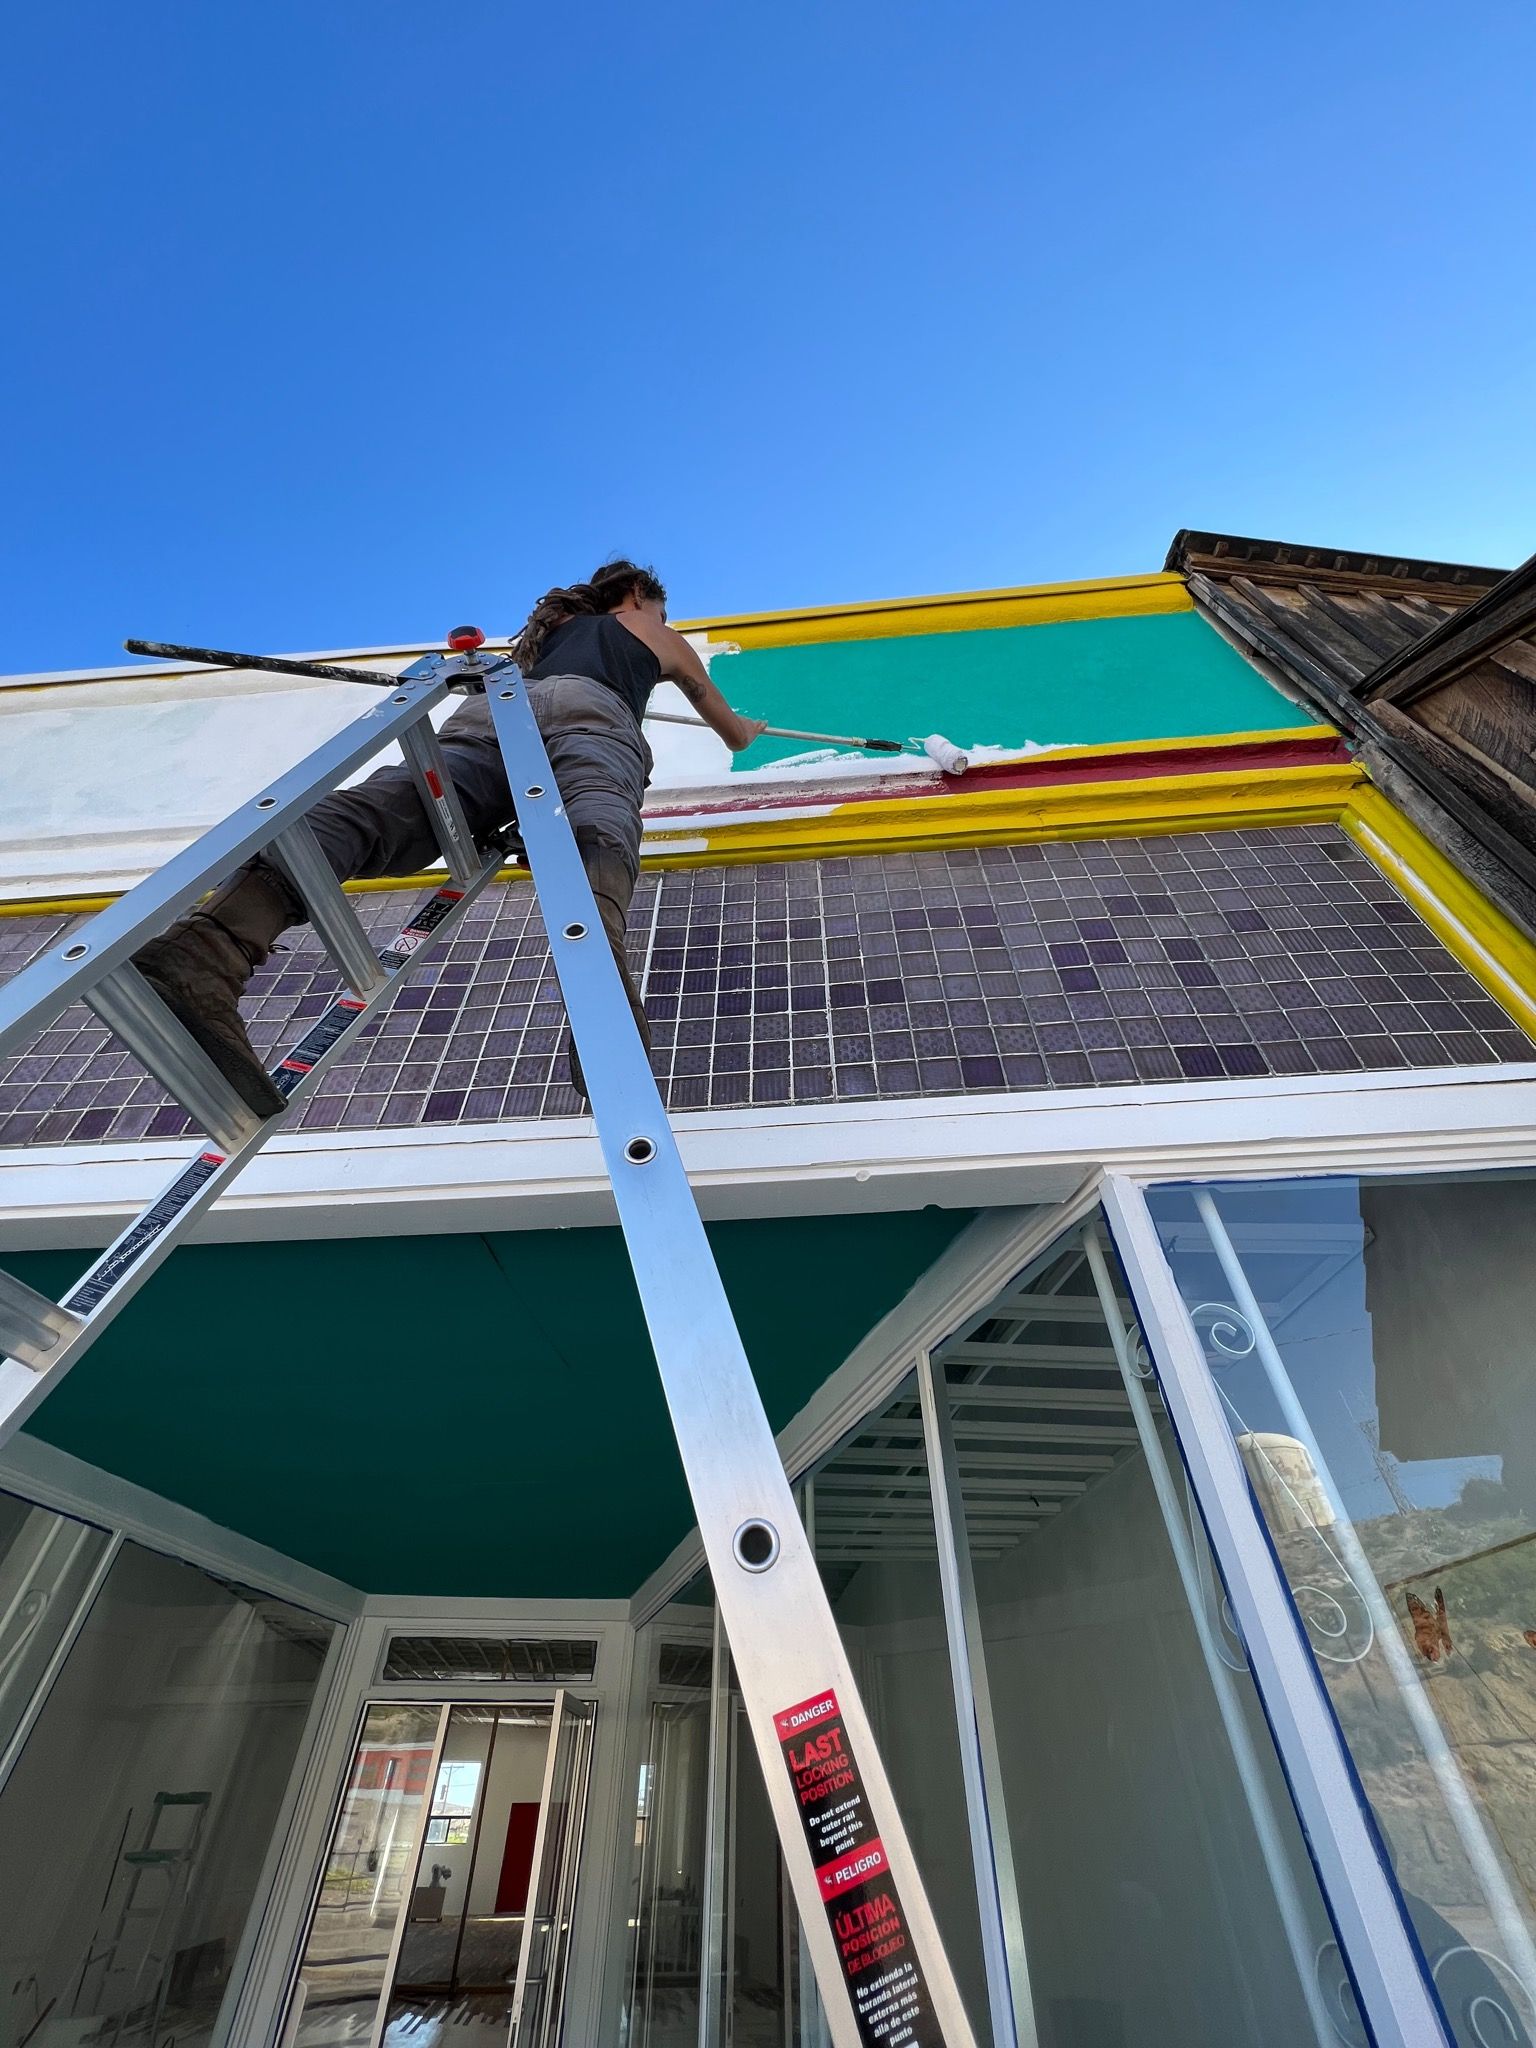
[574,826,638,917]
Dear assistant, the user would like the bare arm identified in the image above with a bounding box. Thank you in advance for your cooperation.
[616,613,766,752]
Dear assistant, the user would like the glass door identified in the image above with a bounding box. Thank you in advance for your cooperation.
[386,1703,560,2035]
[509,1691,597,2048]
[284,1703,448,2048]
[286,1697,595,2048]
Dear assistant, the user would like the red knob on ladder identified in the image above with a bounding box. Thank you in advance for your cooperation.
[446,625,485,652]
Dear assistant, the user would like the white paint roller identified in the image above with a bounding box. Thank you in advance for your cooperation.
[922,734,970,776]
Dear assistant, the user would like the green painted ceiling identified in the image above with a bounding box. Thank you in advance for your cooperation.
[725,611,1310,770]
[10,1209,975,1599]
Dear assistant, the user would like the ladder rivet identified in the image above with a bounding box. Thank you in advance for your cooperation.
[256,796,277,810]
[733,1520,780,1573]
[562,922,587,941]
[63,942,89,960]
[624,1136,656,1164]
[525,785,545,798]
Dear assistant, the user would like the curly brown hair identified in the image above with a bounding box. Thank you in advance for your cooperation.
[510,559,666,674]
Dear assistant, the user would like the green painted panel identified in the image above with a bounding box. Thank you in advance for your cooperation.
[11,1209,974,1598]
[723,611,1311,770]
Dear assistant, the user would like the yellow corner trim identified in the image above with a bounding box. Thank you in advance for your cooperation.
[1340,788,1536,1040]
[681,572,1192,651]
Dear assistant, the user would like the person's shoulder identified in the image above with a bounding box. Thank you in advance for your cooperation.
[609,609,667,655]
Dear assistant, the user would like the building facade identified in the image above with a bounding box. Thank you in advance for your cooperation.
[1,543,1534,2048]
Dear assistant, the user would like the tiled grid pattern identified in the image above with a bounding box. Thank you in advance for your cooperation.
[1,826,1532,1146]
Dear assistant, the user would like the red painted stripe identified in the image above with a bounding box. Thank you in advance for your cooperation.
[426,769,444,799]
[644,733,1350,822]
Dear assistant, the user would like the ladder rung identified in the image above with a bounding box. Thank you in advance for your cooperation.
[0,1269,83,1371]
[399,723,479,884]
[268,821,387,998]
[84,964,260,1155]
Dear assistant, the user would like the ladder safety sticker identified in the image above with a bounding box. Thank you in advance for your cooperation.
[277,993,374,1084]
[64,1152,226,1314]
[774,1690,943,2047]
[379,890,462,968]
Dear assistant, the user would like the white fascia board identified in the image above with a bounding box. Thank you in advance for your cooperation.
[2,1064,1534,1253]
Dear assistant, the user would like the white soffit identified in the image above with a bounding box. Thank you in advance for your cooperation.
[0,1065,1533,1251]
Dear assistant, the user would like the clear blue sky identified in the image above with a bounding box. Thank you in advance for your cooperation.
[5,0,1536,673]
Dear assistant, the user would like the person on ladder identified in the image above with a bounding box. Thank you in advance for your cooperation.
[133,560,766,1115]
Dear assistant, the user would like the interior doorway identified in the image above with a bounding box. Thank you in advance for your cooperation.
[283,1692,595,2048]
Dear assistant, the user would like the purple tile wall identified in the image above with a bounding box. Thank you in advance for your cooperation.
[1,825,1531,1146]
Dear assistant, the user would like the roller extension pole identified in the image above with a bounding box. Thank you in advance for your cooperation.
[125,637,911,756]
[643,708,905,753]
[483,669,975,2048]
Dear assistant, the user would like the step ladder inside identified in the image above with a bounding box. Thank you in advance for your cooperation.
[0,637,976,2048]
[73,1789,211,2047]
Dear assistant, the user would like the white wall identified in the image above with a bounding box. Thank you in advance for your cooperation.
[465,1720,550,1918]
[0,649,738,901]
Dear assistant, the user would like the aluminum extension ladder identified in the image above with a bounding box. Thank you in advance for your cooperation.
[0,634,976,2048]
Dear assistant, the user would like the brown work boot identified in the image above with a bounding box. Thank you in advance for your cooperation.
[133,861,299,1120]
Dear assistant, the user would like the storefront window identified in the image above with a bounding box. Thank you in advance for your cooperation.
[626,1582,715,2048]
[0,1537,335,2048]
[1149,1172,1536,2045]
[0,1485,110,1756]
[930,1228,1341,2047]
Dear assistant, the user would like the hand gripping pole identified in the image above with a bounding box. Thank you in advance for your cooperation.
[483,674,977,2048]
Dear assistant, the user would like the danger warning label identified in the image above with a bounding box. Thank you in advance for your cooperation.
[774,1688,944,2046]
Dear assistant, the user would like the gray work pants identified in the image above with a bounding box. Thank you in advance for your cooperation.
[267,675,653,1043]
[309,674,651,887]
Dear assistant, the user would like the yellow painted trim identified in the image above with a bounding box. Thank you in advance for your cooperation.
[1340,787,1536,1040]
[682,572,1192,650]
[9,762,1532,1063]
[1,572,1193,693]
[0,757,1363,920]
[640,764,1363,867]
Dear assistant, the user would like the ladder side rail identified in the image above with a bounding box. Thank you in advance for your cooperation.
[0,672,454,1060]
[483,676,977,2048]
[0,855,506,1452]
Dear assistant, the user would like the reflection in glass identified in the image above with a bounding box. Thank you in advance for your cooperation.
[928,1228,1342,2046]
[1149,1173,1536,2046]
[388,1705,555,2020]
[627,1596,714,2048]
[510,1697,596,2048]
[0,1542,334,2048]
[288,1702,443,2048]
[0,1487,110,1756]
